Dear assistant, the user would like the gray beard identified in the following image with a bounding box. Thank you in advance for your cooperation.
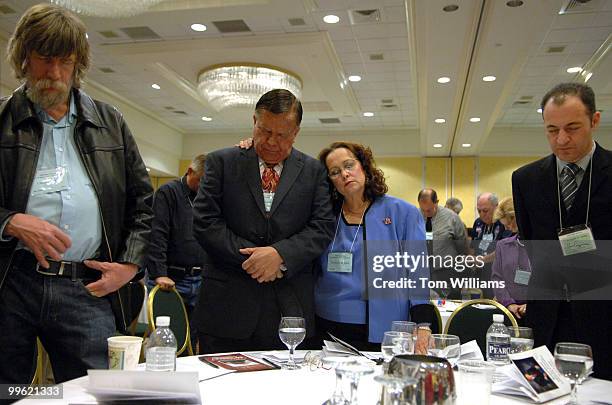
[26,78,71,110]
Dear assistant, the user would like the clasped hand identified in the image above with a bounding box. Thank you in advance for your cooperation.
[239,246,284,283]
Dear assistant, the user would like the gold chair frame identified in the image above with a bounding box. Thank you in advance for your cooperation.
[443,298,518,335]
[147,285,193,356]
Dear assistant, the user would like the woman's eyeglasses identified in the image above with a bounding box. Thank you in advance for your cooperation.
[328,159,358,179]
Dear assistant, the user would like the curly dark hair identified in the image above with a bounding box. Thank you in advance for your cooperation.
[318,141,388,212]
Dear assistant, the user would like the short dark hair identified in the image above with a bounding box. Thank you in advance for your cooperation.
[318,141,388,212]
[418,188,438,204]
[255,89,303,126]
[7,3,90,88]
[540,82,596,119]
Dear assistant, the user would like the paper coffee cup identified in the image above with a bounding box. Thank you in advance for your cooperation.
[107,336,143,370]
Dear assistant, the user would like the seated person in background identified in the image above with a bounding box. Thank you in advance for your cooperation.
[491,197,530,321]
[314,142,429,352]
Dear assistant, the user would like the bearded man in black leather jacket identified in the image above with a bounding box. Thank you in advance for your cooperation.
[0,4,153,384]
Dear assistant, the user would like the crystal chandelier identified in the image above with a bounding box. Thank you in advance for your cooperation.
[197,64,303,111]
[50,0,163,17]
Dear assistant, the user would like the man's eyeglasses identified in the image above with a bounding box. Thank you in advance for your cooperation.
[328,159,358,179]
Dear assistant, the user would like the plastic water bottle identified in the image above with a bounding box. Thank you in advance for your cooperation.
[486,314,511,365]
[145,316,177,371]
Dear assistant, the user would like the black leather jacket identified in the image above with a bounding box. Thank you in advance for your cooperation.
[0,86,153,326]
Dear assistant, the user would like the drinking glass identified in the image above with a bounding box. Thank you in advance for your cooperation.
[392,335,414,356]
[336,361,374,405]
[428,334,461,365]
[322,357,359,405]
[375,375,417,405]
[278,316,306,370]
[554,342,593,404]
[391,321,416,334]
[381,331,411,363]
[509,326,534,354]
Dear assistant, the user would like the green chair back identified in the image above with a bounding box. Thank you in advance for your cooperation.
[444,299,518,356]
[410,303,443,334]
[147,286,193,356]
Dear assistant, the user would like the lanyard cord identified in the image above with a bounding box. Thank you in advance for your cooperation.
[556,157,593,230]
[330,201,368,253]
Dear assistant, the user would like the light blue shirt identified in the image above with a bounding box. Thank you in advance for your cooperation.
[18,96,103,261]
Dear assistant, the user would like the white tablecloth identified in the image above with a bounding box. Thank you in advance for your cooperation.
[16,353,612,404]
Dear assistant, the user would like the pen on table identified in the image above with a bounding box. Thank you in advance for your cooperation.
[199,356,219,369]
[261,357,281,369]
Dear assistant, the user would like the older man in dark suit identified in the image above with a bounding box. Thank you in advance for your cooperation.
[192,89,335,353]
[512,82,612,379]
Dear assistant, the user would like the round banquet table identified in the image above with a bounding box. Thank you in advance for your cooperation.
[15,352,612,404]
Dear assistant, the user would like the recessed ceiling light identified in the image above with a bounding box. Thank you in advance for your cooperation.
[566,66,582,73]
[151,83,161,90]
[433,143,443,148]
[201,116,212,121]
[190,23,207,32]
[85,33,89,39]
[323,15,340,24]
[469,117,481,122]
[363,112,374,117]
[482,75,496,82]
[443,4,459,12]
[585,72,593,82]
[146,167,151,172]
[437,76,451,84]
[434,118,446,123]
[537,108,543,113]
[462,143,472,148]
[506,0,524,7]
[348,75,362,82]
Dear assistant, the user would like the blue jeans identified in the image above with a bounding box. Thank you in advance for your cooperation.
[0,256,116,385]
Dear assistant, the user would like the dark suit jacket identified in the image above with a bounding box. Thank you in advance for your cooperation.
[192,146,335,340]
[512,143,612,379]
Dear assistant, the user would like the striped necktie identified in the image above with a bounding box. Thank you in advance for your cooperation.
[262,164,280,193]
[560,163,581,210]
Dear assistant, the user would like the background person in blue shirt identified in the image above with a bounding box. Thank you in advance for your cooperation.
[314,142,428,351]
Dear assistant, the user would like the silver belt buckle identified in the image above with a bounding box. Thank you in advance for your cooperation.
[35,262,56,276]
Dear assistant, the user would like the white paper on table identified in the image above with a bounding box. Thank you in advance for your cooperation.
[177,355,237,381]
[324,340,356,355]
[460,340,484,361]
[87,370,201,403]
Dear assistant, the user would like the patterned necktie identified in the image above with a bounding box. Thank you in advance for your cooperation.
[261,164,280,193]
[560,163,581,210]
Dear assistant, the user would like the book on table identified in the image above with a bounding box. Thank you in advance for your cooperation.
[199,353,278,372]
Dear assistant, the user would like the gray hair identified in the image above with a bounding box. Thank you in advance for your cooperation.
[190,154,207,174]
[445,197,463,214]
[477,192,499,206]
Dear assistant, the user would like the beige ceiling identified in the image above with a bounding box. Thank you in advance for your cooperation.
[0,0,610,159]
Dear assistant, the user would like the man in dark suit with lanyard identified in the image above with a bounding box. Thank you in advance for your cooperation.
[192,89,335,353]
[512,82,612,379]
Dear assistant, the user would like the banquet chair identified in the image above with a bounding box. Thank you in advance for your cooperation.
[30,338,44,385]
[128,282,149,338]
[409,303,443,334]
[147,285,194,356]
[444,299,518,356]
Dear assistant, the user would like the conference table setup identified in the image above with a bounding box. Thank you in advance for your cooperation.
[15,351,612,405]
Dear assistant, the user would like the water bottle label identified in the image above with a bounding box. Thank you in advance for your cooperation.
[488,343,510,360]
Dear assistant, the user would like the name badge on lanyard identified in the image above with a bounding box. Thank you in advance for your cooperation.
[479,232,493,252]
[327,252,353,273]
[426,231,433,241]
[263,192,274,212]
[31,167,68,196]
[558,224,597,256]
[514,268,531,285]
